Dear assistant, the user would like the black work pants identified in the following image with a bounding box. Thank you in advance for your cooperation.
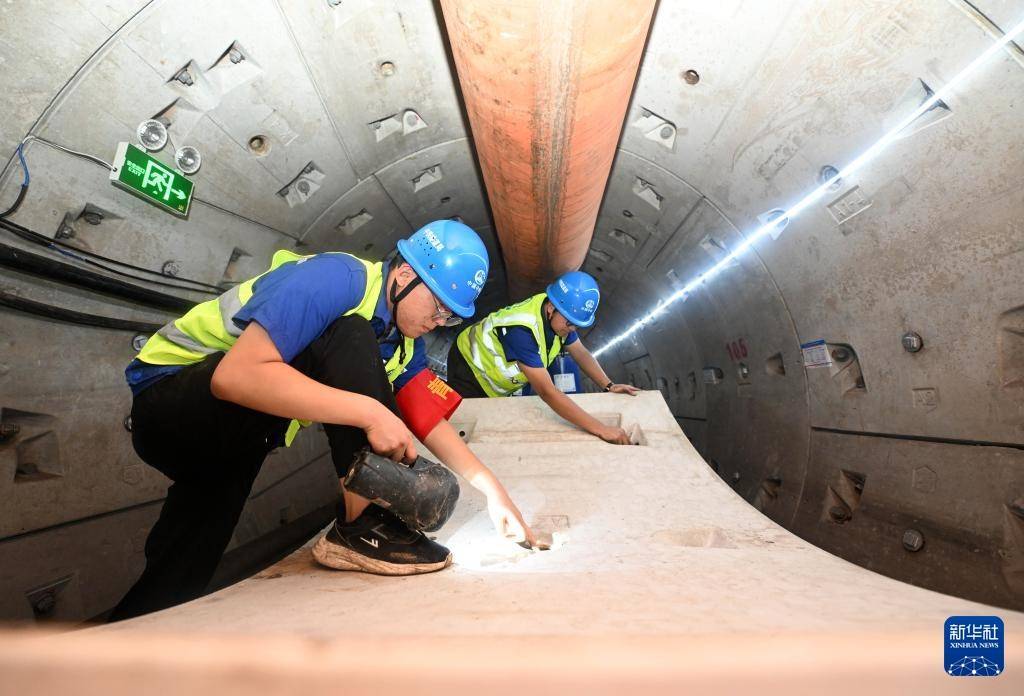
[108,315,399,621]
[445,343,488,399]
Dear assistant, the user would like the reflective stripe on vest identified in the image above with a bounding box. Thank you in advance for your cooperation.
[135,250,415,445]
[455,293,562,397]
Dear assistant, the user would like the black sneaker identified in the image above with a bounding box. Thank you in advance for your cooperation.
[312,505,452,575]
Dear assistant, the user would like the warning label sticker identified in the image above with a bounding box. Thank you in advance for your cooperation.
[801,339,833,368]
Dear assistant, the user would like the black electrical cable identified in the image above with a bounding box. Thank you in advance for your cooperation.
[0,140,224,294]
[0,219,221,295]
[6,218,224,292]
[0,242,194,312]
[0,186,27,219]
[0,289,163,333]
[0,143,29,219]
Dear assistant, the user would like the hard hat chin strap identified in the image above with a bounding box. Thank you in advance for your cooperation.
[387,274,422,364]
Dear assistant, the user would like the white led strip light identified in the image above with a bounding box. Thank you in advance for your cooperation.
[593,18,1024,358]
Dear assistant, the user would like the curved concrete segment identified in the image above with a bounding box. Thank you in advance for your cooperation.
[2,392,1022,692]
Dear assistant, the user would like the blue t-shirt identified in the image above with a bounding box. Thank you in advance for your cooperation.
[126,255,426,394]
[498,322,578,368]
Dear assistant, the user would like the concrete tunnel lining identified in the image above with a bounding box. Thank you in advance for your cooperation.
[0,0,1022,688]
[3,392,1023,692]
[89,393,1024,637]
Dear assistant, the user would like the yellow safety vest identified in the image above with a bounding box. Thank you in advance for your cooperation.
[455,293,562,397]
[136,250,414,445]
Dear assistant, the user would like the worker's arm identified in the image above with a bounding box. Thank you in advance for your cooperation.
[422,420,538,547]
[520,363,631,445]
[211,321,416,462]
[565,339,639,396]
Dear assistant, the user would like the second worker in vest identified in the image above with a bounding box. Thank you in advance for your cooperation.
[110,220,537,621]
[447,271,640,445]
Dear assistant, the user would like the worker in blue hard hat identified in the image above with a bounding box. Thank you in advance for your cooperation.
[448,270,639,445]
[111,220,536,621]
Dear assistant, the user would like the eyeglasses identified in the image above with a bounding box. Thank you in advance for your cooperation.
[429,292,463,327]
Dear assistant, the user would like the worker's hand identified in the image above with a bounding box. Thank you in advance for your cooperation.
[595,424,632,445]
[487,492,538,548]
[364,406,417,463]
[608,383,640,396]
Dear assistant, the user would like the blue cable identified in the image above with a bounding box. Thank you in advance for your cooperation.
[16,142,29,186]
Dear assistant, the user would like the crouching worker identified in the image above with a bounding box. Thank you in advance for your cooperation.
[110,220,534,622]
[447,271,639,444]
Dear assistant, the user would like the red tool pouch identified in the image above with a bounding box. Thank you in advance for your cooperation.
[395,369,463,441]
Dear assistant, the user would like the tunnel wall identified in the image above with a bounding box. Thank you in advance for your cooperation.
[0,0,506,623]
[583,0,1024,608]
[0,0,1022,622]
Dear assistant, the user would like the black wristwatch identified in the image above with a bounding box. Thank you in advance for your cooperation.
[603,381,614,392]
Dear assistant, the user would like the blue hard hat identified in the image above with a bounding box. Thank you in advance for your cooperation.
[397,220,489,318]
[546,271,600,328]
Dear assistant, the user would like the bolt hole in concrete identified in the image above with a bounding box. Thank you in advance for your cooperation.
[450,419,476,442]
[592,412,648,445]
[248,134,270,156]
[682,69,700,85]
[450,512,570,569]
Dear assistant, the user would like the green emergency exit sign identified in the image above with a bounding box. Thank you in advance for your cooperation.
[109,142,194,216]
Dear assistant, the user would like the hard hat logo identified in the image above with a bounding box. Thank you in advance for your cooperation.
[546,270,601,328]
[397,220,490,318]
[469,269,486,291]
[423,228,446,251]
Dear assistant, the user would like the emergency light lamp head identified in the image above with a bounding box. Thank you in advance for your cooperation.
[137,119,168,152]
[174,146,201,175]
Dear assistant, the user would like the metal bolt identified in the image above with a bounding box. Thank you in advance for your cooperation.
[379,61,396,77]
[175,68,194,86]
[829,505,851,523]
[132,334,148,352]
[0,422,20,442]
[901,331,923,353]
[682,69,700,85]
[229,48,244,64]
[55,222,75,240]
[731,471,741,483]
[902,528,925,552]
[82,211,103,225]
[296,180,311,195]
[738,363,750,379]
[830,347,850,361]
[659,125,674,139]
[123,415,133,432]
[32,592,56,617]
[161,260,180,277]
